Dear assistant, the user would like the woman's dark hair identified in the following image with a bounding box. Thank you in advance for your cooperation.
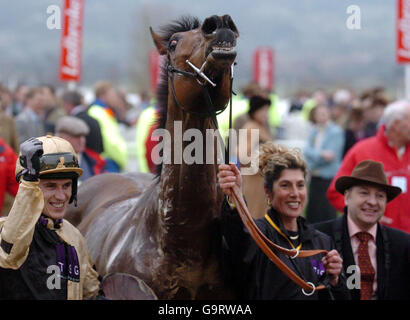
[259,142,307,191]
[248,95,271,119]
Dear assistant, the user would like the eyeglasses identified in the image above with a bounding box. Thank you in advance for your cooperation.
[40,152,79,172]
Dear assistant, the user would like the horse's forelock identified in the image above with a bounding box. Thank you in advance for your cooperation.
[159,15,201,43]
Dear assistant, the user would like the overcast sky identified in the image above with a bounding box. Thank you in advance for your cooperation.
[0,0,404,97]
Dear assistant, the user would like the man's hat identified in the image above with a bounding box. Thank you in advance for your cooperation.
[55,116,89,136]
[335,160,402,202]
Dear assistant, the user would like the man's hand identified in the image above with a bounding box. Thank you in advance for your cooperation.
[19,137,44,179]
[321,249,343,287]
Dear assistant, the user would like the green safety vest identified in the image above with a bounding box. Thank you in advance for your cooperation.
[267,93,281,128]
[135,106,157,173]
[88,105,128,169]
[216,96,249,140]
[301,98,317,121]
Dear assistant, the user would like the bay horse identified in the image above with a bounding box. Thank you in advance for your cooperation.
[66,14,239,299]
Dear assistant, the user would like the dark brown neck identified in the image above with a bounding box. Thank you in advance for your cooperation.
[158,97,224,253]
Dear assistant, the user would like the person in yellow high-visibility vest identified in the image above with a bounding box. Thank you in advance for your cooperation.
[217,95,249,140]
[87,81,128,172]
[301,89,328,121]
[268,93,281,128]
[135,104,158,173]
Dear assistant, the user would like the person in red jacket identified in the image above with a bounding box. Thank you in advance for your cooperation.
[0,137,19,214]
[327,100,410,233]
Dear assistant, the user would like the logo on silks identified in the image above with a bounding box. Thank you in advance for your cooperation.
[311,258,325,277]
[56,244,80,282]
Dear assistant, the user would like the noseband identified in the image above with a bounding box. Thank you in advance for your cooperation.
[167,59,235,162]
[166,59,233,130]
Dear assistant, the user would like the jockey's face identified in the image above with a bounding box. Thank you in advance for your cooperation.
[39,178,72,220]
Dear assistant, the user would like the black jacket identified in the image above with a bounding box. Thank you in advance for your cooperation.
[0,216,70,299]
[314,211,410,300]
[73,109,104,154]
[220,198,350,300]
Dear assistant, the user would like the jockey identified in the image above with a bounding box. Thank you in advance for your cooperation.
[0,135,102,299]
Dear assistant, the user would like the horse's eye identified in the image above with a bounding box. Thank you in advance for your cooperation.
[169,39,178,51]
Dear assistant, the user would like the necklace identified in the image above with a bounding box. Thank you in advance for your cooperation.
[265,213,302,251]
[289,234,299,240]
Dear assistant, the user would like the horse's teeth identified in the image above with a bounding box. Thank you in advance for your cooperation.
[212,46,233,52]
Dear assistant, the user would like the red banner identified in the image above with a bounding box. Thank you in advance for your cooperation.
[59,0,84,82]
[149,49,166,92]
[253,47,274,91]
[397,0,410,64]
[149,49,160,92]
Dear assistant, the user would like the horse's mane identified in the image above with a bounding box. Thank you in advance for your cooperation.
[155,15,201,176]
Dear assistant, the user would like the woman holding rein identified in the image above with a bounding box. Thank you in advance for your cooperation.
[218,142,350,300]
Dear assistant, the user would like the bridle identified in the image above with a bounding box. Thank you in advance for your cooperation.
[167,57,330,296]
[166,59,231,131]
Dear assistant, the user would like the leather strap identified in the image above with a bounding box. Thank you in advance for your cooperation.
[230,185,327,293]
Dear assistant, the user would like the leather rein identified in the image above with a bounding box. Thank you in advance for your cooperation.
[168,59,329,295]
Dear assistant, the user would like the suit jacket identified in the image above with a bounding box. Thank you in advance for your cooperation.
[0,113,19,153]
[315,213,410,300]
[14,108,46,145]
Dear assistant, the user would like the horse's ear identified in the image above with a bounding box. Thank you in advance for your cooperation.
[150,27,167,55]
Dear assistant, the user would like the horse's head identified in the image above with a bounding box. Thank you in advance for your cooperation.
[151,15,239,112]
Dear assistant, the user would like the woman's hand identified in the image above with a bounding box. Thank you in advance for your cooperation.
[217,163,242,197]
[321,249,343,286]
[320,150,335,162]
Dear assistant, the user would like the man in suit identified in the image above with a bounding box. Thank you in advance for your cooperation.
[315,160,410,300]
[14,88,47,144]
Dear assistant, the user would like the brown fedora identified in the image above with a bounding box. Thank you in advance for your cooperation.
[335,160,402,202]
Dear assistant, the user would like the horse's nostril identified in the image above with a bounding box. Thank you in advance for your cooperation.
[201,16,219,35]
[222,14,239,35]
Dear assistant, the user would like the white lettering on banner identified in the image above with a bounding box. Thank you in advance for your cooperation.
[63,1,81,71]
[61,66,78,76]
[60,0,83,80]
[399,0,410,57]
[398,48,410,58]
[259,50,270,89]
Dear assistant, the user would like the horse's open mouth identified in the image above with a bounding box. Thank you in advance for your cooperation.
[209,43,237,60]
